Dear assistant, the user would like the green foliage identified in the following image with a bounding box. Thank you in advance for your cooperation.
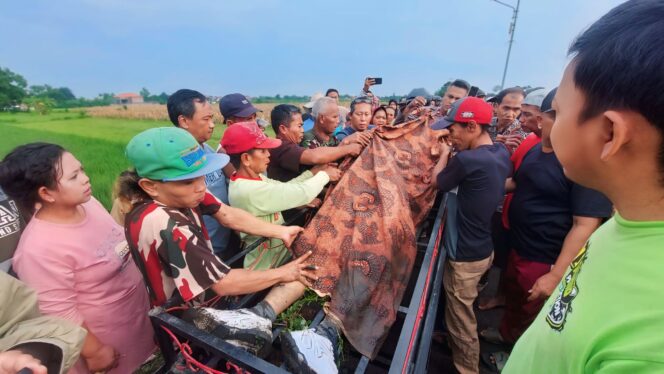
[29,85,75,104]
[275,289,326,331]
[23,96,55,115]
[140,87,151,100]
[56,93,117,108]
[146,92,169,105]
[138,88,169,104]
[0,66,28,109]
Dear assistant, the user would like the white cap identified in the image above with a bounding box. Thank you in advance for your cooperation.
[303,92,324,108]
[522,87,548,108]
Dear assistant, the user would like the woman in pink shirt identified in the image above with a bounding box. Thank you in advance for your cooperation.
[0,143,155,373]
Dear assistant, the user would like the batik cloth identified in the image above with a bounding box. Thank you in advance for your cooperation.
[292,116,442,358]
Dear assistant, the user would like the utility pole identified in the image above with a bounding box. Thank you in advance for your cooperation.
[491,0,521,90]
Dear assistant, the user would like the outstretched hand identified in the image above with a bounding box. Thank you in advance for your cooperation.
[278,251,319,287]
[279,226,304,248]
[341,130,373,148]
[403,96,427,118]
[323,166,342,182]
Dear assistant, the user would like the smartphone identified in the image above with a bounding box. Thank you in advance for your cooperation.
[370,77,383,85]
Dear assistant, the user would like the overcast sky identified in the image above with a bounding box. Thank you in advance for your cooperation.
[1,0,624,98]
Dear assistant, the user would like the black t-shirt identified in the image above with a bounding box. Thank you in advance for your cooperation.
[267,139,305,182]
[509,144,612,264]
[437,143,512,261]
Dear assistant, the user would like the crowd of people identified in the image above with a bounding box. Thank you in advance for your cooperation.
[0,0,663,373]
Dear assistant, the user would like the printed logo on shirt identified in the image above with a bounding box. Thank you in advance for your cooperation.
[205,168,224,186]
[0,201,20,239]
[114,241,131,271]
[546,242,589,331]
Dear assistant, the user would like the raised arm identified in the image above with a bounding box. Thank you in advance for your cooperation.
[214,203,303,247]
[300,144,361,165]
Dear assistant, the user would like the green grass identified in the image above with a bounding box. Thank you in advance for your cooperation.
[0,111,249,209]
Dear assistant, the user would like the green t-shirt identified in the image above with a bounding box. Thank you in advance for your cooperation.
[504,214,664,373]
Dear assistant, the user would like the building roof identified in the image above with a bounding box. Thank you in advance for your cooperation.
[114,92,142,99]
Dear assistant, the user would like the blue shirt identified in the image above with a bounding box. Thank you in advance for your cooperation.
[201,144,231,258]
[302,118,315,132]
[335,125,375,142]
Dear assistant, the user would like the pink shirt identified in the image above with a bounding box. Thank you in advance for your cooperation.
[13,198,154,373]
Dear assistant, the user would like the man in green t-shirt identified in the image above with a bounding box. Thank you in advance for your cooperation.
[504,1,664,372]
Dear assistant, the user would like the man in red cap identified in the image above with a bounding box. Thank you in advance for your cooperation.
[432,97,512,374]
[222,121,341,270]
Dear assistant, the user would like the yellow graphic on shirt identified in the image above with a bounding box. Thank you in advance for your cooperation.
[546,242,589,331]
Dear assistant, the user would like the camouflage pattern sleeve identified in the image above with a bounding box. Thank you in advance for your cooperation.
[198,190,223,216]
[159,211,230,302]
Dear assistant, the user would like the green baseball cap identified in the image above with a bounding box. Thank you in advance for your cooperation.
[126,127,229,181]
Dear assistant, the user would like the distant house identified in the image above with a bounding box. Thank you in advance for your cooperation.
[114,93,144,105]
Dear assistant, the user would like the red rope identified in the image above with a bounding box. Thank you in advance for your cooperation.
[165,306,191,313]
[203,295,222,308]
[160,325,249,374]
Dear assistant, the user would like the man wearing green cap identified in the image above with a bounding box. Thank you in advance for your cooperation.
[120,127,318,356]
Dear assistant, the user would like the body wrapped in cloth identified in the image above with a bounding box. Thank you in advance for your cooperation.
[292,117,442,358]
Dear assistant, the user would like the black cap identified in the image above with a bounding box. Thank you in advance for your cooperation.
[541,88,558,113]
[219,93,260,121]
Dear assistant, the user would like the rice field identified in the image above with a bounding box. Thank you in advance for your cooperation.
[0,111,276,209]
[84,103,281,122]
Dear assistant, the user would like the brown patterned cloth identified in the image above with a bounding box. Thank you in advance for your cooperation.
[292,117,442,358]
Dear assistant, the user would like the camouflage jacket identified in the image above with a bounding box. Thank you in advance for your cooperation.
[125,192,230,307]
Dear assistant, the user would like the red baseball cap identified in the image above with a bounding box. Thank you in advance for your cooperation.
[221,121,282,155]
[431,97,493,130]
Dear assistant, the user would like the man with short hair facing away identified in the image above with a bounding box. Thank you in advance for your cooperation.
[505,1,664,371]
[267,104,362,182]
[431,97,512,374]
[489,87,528,154]
[222,121,341,270]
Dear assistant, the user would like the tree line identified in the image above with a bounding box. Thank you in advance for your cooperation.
[1,65,464,114]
